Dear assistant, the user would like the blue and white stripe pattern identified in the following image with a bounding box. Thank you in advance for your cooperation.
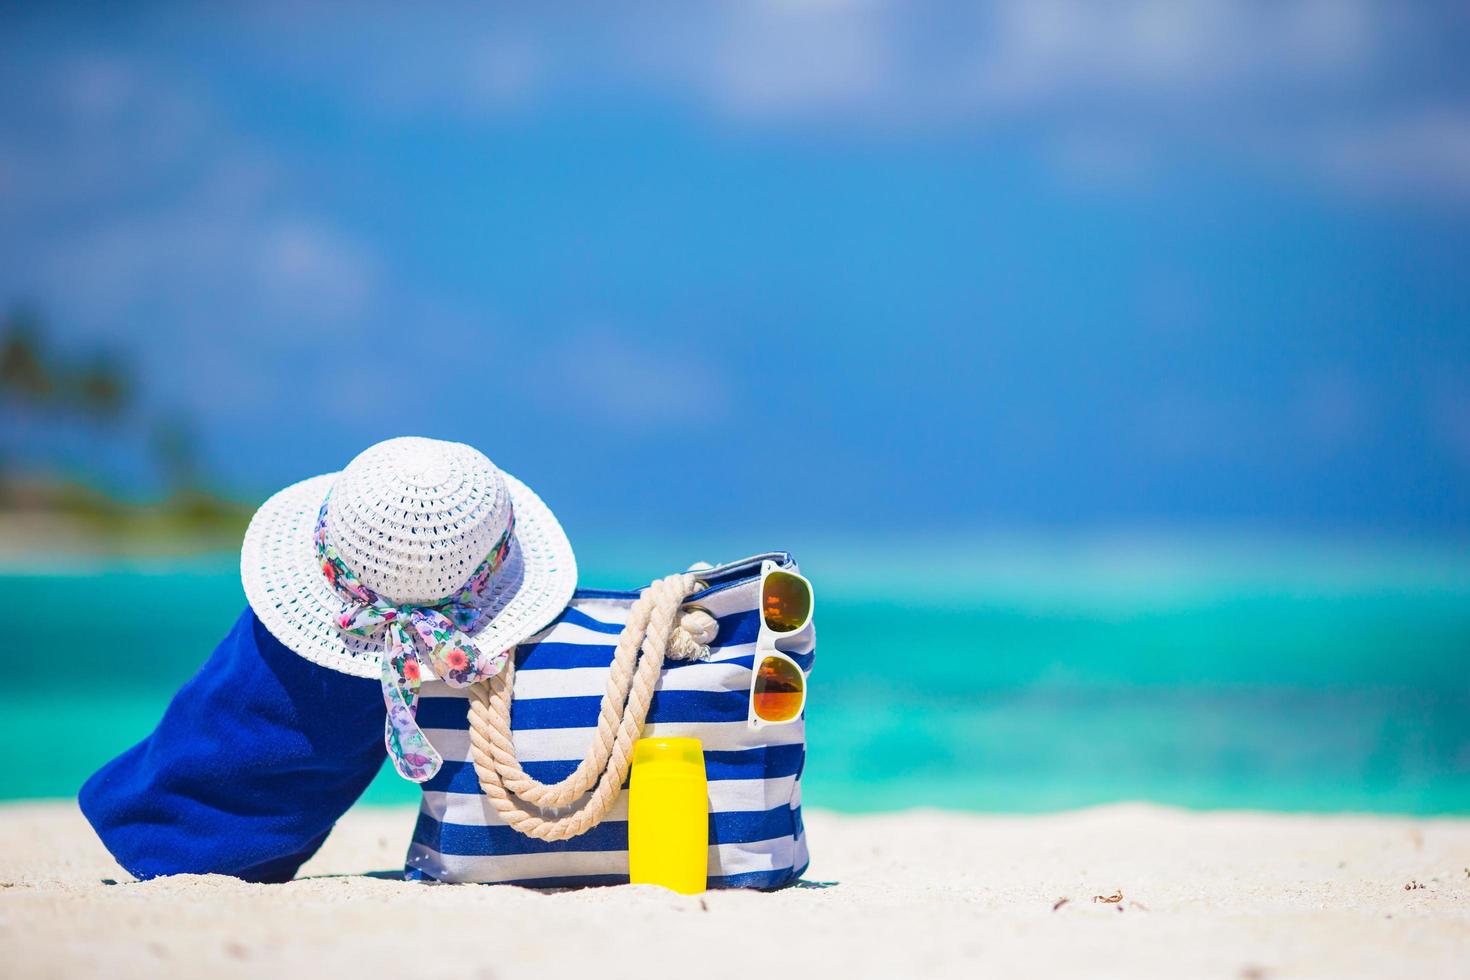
[404,554,813,889]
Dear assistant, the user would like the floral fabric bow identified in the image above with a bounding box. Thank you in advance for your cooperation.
[314,498,514,782]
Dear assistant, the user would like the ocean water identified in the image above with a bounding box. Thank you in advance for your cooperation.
[5,537,1469,813]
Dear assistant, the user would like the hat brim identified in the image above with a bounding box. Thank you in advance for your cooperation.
[240,469,577,679]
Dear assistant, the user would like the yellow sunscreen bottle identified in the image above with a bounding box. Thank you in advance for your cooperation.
[628,737,708,894]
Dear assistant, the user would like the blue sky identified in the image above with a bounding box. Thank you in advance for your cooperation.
[2,2,1469,538]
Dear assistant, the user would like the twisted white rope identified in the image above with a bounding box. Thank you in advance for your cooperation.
[466,572,716,841]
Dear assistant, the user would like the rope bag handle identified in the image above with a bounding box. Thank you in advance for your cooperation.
[466,572,717,841]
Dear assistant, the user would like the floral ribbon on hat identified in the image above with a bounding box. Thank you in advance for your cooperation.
[314,498,514,782]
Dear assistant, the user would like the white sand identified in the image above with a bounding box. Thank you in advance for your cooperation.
[1,802,1466,979]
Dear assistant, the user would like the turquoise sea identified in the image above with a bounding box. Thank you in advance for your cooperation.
[5,536,1469,813]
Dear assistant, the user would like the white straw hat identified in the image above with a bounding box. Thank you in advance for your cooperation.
[241,436,577,679]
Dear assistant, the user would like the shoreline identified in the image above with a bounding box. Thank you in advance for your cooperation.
[2,801,1466,978]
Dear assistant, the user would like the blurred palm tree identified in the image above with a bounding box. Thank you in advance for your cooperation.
[0,305,248,542]
[0,307,131,419]
[149,414,200,493]
[1,305,134,489]
[0,308,56,404]
[70,351,131,422]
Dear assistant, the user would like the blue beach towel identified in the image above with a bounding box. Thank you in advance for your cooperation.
[79,608,387,883]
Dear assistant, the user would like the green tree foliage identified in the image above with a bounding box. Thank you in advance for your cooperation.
[0,308,132,420]
[0,306,248,545]
[0,309,55,404]
[71,352,131,421]
[149,415,200,492]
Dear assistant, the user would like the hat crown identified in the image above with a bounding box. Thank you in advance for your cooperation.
[325,437,512,605]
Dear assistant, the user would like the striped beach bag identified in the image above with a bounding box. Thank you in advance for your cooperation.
[404,552,814,888]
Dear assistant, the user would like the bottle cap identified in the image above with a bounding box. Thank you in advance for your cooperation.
[632,737,704,770]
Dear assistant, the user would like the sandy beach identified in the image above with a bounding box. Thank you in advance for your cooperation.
[1,802,1465,979]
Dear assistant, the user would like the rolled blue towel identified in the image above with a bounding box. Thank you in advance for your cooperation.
[79,607,387,883]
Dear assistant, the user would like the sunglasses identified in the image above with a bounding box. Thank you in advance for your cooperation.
[749,561,814,728]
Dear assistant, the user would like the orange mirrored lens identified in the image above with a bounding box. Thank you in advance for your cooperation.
[762,572,811,634]
[752,655,805,723]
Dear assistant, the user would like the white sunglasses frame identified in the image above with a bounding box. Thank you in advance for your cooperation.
[748,561,814,729]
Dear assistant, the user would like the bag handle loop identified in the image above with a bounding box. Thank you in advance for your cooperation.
[466,572,716,841]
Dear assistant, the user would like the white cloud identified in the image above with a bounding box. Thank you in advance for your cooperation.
[1044,130,1161,192]
[669,0,894,118]
[1316,108,1470,203]
[206,0,1466,204]
[538,326,731,427]
[586,0,1389,126]
[681,1,1459,205]
[24,170,378,336]
[960,0,1374,107]
[214,1,1391,122]
[254,221,377,322]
